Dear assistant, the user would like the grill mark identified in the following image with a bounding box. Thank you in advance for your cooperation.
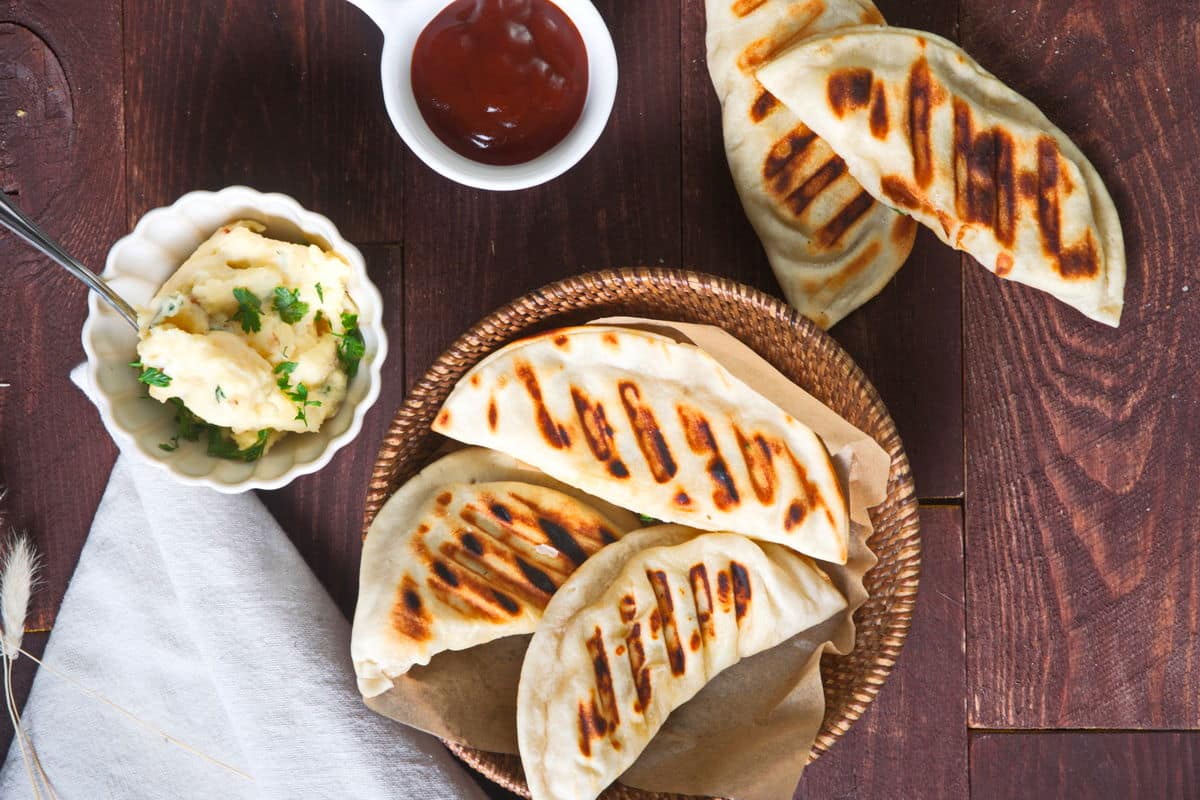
[785,451,829,532]
[731,0,766,16]
[750,87,780,123]
[950,99,1017,248]
[578,701,594,757]
[869,80,889,138]
[516,556,558,595]
[553,333,569,348]
[1060,232,1101,278]
[487,399,498,431]
[537,516,590,567]
[492,589,520,614]
[734,428,776,505]
[678,406,740,510]
[827,68,873,117]
[784,157,847,217]
[571,386,628,478]
[908,57,935,188]
[823,240,882,295]
[432,560,459,587]
[460,531,483,555]
[647,570,686,676]
[881,175,932,215]
[675,491,691,507]
[730,562,752,623]
[689,564,716,643]
[516,361,565,449]
[716,571,732,608]
[626,622,651,712]
[619,594,637,623]
[392,576,431,641]
[690,632,702,651]
[995,252,1015,277]
[993,131,1017,247]
[1037,137,1062,257]
[785,501,806,530]
[619,382,677,483]
[816,190,876,248]
[489,502,512,523]
[600,527,619,544]
[763,126,818,181]
[586,627,620,732]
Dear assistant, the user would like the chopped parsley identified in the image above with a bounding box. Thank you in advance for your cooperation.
[231,287,262,333]
[158,396,270,462]
[206,427,270,462]
[335,312,365,379]
[315,282,324,303]
[637,513,660,525]
[272,286,309,324]
[135,365,172,387]
[273,360,320,426]
[215,386,226,403]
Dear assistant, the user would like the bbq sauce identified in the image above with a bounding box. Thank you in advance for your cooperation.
[411,0,589,166]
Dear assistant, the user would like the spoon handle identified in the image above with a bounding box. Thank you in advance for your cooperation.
[0,193,139,329]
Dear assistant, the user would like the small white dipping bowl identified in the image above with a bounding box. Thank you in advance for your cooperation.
[347,0,618,191]
[81,186,388,493]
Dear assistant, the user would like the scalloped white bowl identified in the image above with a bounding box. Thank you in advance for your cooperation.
[82,186,388,493]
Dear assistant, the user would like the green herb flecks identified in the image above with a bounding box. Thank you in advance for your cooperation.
[315,283,324,303]
[232,287,262,333]
[637,513,661,525]
[273,286,309,324]
[136,366,172,387]
[215,386,226,403]
[206,427,270,462]
[335,312,365,379]
[273,360,320,426]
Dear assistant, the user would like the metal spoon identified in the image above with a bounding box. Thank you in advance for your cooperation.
[0,192,139,329]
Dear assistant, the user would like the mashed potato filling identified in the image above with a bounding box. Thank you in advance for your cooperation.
[136,220,357,452]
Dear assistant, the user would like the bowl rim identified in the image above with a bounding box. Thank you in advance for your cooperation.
[81,185,388,493]
[360,267,920,796]
[375,0,619,191]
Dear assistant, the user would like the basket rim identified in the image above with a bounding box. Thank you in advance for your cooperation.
[361,267,921,799]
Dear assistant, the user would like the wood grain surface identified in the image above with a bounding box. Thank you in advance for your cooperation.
[0,0,1197,795]
[971,732,1200,799]
[798,506,967,799]
[962,0,1200,729]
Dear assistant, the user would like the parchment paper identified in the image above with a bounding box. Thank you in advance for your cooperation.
[364,319,892,800]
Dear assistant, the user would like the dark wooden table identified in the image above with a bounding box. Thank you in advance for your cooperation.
[1,1,1197,797]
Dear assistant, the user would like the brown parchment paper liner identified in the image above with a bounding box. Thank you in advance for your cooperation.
[363,318,891,800]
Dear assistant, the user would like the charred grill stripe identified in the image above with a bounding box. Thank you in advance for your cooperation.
[1037,136,1063,257]
[619,381,678,483]
[492,589,520,614]
[735,428,776,505]
[784,157,847,217]
[730,562,752,623]
[487,399,498,431]
[869,80,889,138]
[647,569,686,676]
[460,531,484,555]
[578,702,593,757]
[571,386,614,461]
[626,622,652,712]
[538,516,591,566]
[750,87,780,123]
[516,362,565,449]
[516,556,558,595]
[489,502,513,524]
[816,190,877,248]
[586,627,620,731]
[678,406,741,510]
[432,560,459,587]
[827,68,873,117]
[600,527,619,544]
[1060,232,1101,278]
[908,57,935,188]
[689,563,716,643]
[716,571,732,607]
[732,0,767,16]
[619,594,637,623]
[393,577,431,641]
[764,126,818,180]
[994,130,1017,247]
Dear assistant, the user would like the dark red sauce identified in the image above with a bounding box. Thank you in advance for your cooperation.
[411,0,589,166]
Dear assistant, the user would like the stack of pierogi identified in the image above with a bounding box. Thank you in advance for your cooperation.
[706,0,1125,327]
[352,325,858,800]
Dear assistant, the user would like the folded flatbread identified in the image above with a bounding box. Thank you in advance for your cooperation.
[433,326,850,564]
[706,0,917,328]
[757,26,1125,325]
[352,448,639,697]
[517,526,848,800]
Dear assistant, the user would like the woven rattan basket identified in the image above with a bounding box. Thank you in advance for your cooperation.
[362,269,920,799]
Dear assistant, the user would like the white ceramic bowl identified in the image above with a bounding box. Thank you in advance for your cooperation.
[349,0,618,191]
[82,186,388,493]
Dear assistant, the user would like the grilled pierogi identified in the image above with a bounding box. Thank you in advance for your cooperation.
[433,326,850,564]
[706,0,917,328]
[757,27,1125,325]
